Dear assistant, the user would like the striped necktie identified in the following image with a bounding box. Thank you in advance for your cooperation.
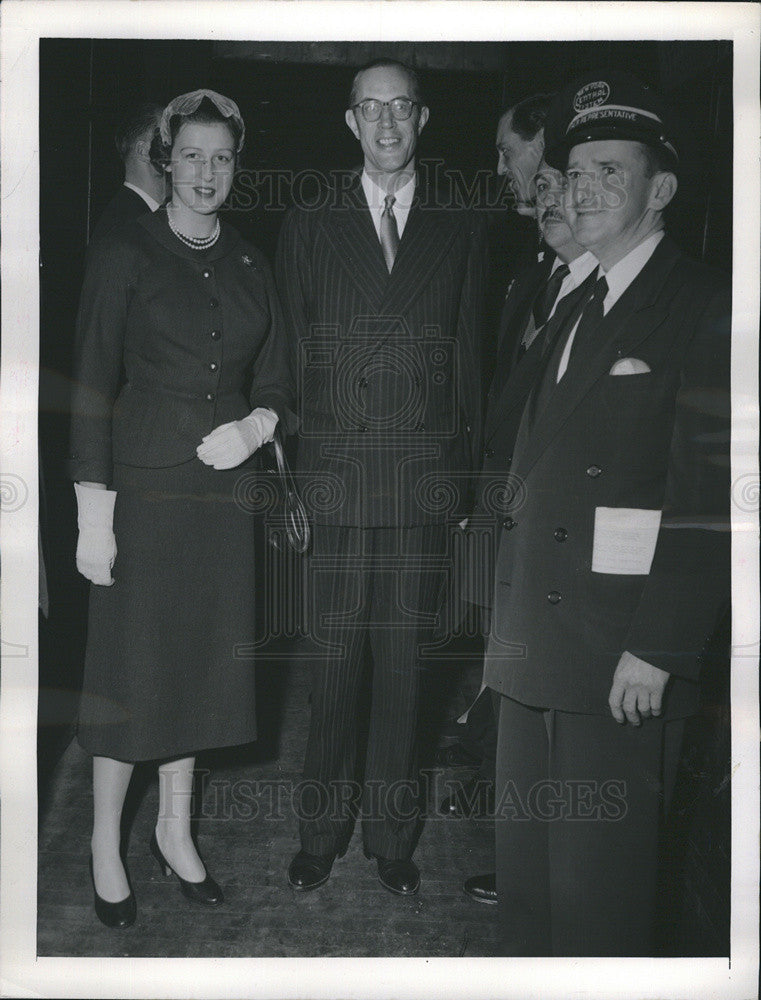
[380,194,400,273]
[532,262,570,329]
[518,262,571,357]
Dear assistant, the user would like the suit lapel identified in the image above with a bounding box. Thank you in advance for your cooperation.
[485,331,547,444]
[319,176,388,311]
[515,236,682,480]
[484,261,554,442]
[486,259,552,424]
[506,254,555,371]
[380,189,460,315]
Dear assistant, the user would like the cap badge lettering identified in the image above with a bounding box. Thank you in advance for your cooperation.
[573,81,611,113]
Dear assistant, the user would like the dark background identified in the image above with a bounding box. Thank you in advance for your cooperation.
[38,38,732,954]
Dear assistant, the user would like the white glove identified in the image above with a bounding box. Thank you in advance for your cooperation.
[196,408,278,470]
[74,482,117,586]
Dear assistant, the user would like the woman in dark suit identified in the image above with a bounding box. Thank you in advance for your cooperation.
[69,90,294,927]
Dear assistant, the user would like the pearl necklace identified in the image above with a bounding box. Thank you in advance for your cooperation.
[167,208,220,250]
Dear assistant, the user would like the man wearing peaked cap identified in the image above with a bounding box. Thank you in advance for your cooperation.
[484,71,731,955]
[543,69,679,172]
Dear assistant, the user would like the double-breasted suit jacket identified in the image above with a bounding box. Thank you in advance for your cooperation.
[484,236,731,718]
[275,173,488,528]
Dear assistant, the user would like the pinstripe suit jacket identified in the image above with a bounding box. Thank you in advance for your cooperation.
[275,172,488,527]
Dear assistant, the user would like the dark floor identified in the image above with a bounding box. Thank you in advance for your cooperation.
[37,628,731,959]
[37,657,503,958]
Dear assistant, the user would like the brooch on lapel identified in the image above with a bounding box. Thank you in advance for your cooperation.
[241,253,256,268]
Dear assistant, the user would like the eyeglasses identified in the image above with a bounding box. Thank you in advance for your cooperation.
[352,97,419,122]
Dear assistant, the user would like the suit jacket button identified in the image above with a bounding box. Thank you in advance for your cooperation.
[547,591,561,604]
[502,516,515,530]
[554,527,568,542]
[209,297,219,308]
[205,392,215,402]
[210,329,221,340]
[358,377,368,388]
[417,421,426,431]
[202,269,212,279]
[586,464,602,478]
[358,425,367,432]
[208,361,219,373]
[484,447,494,458]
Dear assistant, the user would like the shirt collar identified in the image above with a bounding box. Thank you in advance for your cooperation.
[564,250,598,284]
[601,230,665,307]
[361,169,416,211]
[124,181,161,213]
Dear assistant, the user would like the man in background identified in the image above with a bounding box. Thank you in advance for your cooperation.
[455,151,597,905]
[89,102,165,243]
[438,94,576,823]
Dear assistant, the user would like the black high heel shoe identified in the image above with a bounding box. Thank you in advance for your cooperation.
[149,830,224,906]
[88,855,136,928]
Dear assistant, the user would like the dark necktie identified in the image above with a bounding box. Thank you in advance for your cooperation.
[529,271,607,423]
[380,194,400,273]
[531,262,570,329]
[566,273,609,368]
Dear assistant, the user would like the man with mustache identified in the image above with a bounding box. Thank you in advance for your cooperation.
[457,144,597,905]
[276,58,487,896]
[485,71,730,955]
[439,94,568,806]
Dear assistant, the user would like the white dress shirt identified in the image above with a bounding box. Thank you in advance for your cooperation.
[123,181,161,213]
[361,170,416,241]
[556,230,664,381]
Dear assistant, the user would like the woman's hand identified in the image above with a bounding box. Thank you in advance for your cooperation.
[196,408,278,470]
[74,482,117,585]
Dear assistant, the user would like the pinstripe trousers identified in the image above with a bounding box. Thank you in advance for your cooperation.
[299,522,448,859]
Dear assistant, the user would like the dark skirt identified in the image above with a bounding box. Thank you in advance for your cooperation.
[77,456,259,761]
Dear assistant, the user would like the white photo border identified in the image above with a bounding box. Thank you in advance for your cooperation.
[1,2,759,998]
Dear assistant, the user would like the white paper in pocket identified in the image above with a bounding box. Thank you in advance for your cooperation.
[591,507,662,575]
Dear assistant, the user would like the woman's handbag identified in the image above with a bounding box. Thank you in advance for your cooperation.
[266,423,310,554]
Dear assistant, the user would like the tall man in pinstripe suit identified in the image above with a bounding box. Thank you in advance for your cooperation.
[276,59,487,895]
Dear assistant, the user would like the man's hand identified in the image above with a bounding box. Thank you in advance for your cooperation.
[608,651,670,726]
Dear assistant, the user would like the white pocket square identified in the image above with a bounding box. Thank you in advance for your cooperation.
[609,357,651,375]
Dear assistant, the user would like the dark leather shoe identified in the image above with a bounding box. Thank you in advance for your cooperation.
[365,851,420,895]
[149,831,224,906]
[89,856,136,929]
[463,872,497,904]
[434,741,481,768]
[439,776,495,819]
[287,849,336,891]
